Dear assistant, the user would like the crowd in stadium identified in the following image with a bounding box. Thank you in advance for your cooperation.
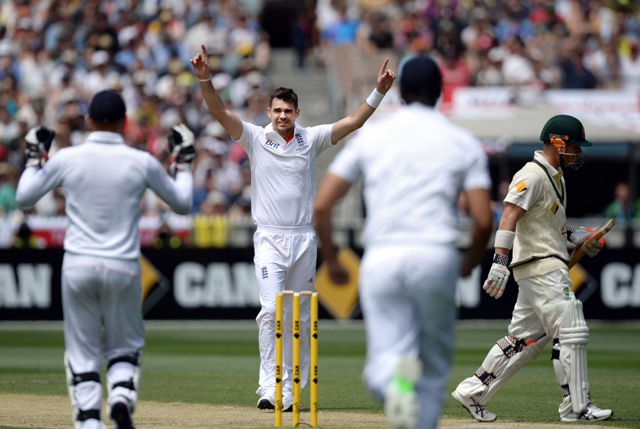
[1,0,640,246]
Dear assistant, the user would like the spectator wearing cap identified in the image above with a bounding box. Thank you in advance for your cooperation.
[502,36,537,87]
[475,46,505,86]
[84,50,120,97]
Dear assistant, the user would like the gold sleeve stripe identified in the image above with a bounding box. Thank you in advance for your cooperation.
[516,181,527,192]
[551,201,559,214]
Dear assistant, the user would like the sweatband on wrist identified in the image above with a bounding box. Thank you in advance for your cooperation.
[493,253,509,266]
[566,226,575,240]
[365,89,385,108]
[197,76,211,82]
[494,230,515,250]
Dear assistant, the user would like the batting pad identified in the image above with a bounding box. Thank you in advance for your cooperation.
[559,300,590,413]
[477,335,548,404]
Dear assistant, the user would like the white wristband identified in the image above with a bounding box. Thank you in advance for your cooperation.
[494,230,515,250]
[197,76,211,82]
[365,89,385,108]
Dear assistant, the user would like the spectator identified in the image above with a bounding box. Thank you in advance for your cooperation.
[559,38,598,89]
[619,36,640,90]
[604,182,639,221]
[320,0,361,47]
[0,163,19,215]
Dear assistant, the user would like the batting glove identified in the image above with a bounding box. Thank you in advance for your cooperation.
[168,123,196,177]
[25,126,55,168]
[483,254,510,299]
[568,226,602,257]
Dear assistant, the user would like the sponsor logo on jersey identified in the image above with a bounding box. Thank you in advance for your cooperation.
[264,139,280,149]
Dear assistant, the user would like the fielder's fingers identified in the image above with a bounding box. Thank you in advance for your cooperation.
[201,44,209,56]
[379,58,389,75]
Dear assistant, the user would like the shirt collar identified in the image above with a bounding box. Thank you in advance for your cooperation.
[264,122,301,143]
[85,131,125,145]
[533,150,562,179]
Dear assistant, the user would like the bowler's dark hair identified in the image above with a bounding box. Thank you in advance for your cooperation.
[270,87,299,109]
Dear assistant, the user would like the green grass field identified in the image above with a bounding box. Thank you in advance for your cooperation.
[0,320,639,428]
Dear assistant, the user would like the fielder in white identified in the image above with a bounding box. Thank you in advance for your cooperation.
[15,90,194,429]
[314,56,494,429]
[451,114,613,422]
[190,44,396,410]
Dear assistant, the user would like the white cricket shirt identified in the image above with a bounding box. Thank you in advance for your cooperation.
[328,103,491,248]
[235,121,333,228]
[16,131,193,260]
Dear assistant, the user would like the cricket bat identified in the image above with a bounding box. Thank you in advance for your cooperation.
[568,219,615,269]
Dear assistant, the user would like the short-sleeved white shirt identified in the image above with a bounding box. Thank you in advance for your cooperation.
[328,103,491,248]
[235,121,333,228]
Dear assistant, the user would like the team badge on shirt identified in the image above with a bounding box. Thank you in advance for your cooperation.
[294,133,308,151]
[551,201,559,214]
[515,181,527,192]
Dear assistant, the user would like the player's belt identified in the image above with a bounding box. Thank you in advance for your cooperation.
[257,225,315,233]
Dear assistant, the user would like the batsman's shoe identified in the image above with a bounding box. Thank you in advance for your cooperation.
[384,357,422,429]
[283,394,293,413]
[561,403,613,422]
[257,394,275,410]
[110,398,135,429]
[451,390,497,422]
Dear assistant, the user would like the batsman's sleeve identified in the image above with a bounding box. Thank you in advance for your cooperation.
[503,171,542,211]
[15,155,65,208]
[146,154,193,214]
[327,137,362,183]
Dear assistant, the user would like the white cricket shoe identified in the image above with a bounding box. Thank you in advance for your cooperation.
[257,393,275,410]
[384,357,422,429]
[561,403,613,422]
[283,394,293,412]
[451,390,497,422]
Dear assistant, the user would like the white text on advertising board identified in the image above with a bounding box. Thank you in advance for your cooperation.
[0,264,52,308]
[601,263,640,308]
[173,262,260,307]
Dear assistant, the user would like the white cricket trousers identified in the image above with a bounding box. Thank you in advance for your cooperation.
[62,253,144,413]
[254,226,317,398]
[360,245,460,429]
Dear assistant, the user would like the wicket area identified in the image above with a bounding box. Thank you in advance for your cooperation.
[275,291,319,427]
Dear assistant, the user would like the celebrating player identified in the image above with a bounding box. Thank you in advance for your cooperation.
[451,114,612,422]
[314,56,494,429]
[15,90,194,429]
[190,44,395,411]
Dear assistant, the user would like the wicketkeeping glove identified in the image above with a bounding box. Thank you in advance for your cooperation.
[483,254,510,299]
[25,126,55,168]
[568,226,602,257]
[168,123,196,177]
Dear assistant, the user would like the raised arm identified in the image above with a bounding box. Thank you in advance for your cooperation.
[190,44,244,140]
[331,58,396,144]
